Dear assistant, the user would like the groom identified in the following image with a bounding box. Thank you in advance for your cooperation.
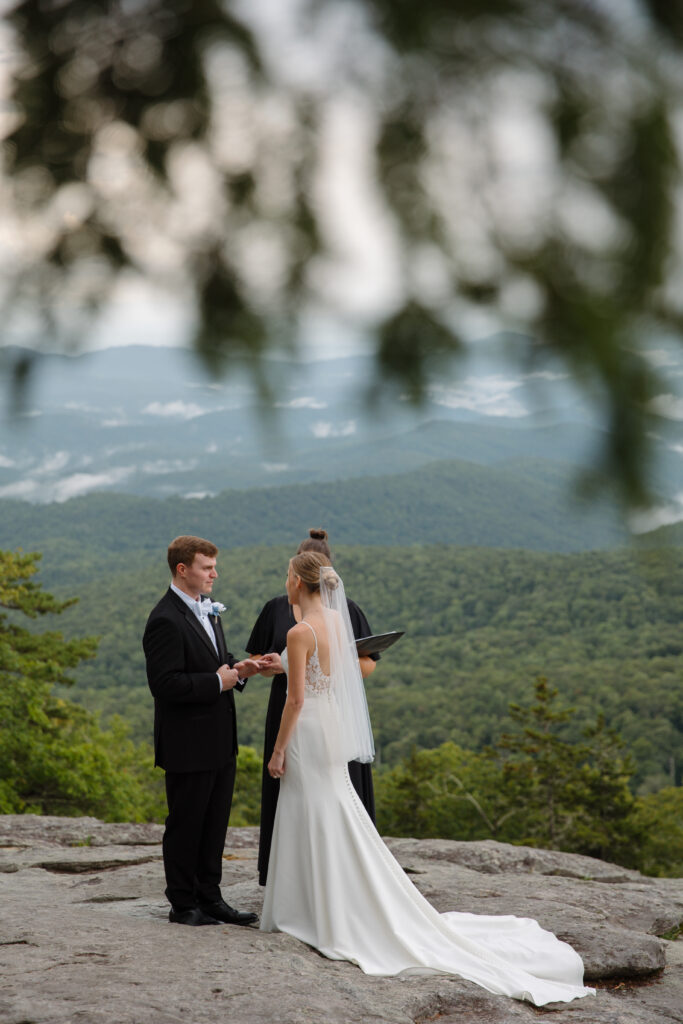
[143,535,259,927]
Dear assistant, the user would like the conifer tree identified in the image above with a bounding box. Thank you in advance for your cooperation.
[492,678,643,861]
[0,549,158,818]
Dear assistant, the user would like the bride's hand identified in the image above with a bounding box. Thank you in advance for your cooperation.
[268,749,285,779]
[258,652,283,677]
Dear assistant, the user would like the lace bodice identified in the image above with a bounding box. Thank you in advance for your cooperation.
[304,643,332,695]
[280,621,331,696]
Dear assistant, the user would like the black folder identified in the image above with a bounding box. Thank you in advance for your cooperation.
[355,631,404,656]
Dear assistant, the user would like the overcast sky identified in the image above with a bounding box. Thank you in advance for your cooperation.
[0,0,561,365]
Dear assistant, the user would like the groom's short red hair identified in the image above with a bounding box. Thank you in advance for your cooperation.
[167,535,218,575]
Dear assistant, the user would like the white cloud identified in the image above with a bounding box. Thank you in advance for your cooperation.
[103,442,149,456]
[0,467,134,502]
[0,478,38,499]
[524,371,569,382]
[188,382,226,391]
[143,400,205,420]
[277,396,328,410]
[311,420,356,438]
[51,468,134,502]
[629,495,683,534]
[183,491,215,500]
[0,453,16,468]
[262,462,289,472]
[102,415,131,427]
[57,470,128,501]
[141,459,198,475]
[649,394,683,421]
[64,401,99,413]
[34,451,70,475]
[430,376,529,418]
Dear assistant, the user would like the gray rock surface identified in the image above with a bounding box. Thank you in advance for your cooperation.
[0,815,681,1024]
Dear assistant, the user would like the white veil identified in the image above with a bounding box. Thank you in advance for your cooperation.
[319,567,375,764]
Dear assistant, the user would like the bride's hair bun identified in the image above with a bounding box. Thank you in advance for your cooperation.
[320,566,340,591]
[309,528,328,541]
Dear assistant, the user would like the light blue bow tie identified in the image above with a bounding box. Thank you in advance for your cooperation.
[195,599,214,619]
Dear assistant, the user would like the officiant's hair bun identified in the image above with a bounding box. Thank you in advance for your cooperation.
[297,527,332,559]
[290,551,332,592]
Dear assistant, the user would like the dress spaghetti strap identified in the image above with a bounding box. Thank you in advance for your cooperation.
[300,619,318,652]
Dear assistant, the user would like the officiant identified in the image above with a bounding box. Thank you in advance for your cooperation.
[247,528,379,887]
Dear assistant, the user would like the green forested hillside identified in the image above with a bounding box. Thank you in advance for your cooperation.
[35,542,683,794]
[650,521,683,548]
[0,456,628,557]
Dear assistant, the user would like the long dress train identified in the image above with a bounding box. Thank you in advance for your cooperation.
[260,628,594,1007]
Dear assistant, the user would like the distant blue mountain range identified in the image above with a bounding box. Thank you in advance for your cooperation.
[1,341,681,546]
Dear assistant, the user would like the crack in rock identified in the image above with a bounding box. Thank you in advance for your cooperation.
[37,856,158,874]
[78,895,140,903]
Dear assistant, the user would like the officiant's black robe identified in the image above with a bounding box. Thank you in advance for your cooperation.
[247,594,378,886]
[143,587,242,910]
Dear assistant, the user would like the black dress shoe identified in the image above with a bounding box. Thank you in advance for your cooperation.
[169,907,221,926]
[198,898,258,926]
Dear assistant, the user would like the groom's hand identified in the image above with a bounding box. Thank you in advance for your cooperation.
[234,658,260,679]
[218,664,239,690]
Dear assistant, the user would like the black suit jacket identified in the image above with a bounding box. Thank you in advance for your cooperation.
[143,588,240,773]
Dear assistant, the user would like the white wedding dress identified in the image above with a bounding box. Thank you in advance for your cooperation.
[260,625,594,1007]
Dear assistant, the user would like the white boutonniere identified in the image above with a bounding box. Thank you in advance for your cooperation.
[198,597,226,622]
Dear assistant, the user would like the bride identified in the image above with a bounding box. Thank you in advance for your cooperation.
[259,551,595,1007]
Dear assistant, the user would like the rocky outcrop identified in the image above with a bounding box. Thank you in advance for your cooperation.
[0,815,681,1023]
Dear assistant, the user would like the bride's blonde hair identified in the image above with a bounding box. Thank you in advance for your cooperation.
[290,551,332,592]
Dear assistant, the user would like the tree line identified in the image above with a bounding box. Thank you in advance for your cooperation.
[31,540,683,794]
[2,547,680,876]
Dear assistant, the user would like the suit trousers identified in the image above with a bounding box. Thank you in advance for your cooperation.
[163,758,236,910]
